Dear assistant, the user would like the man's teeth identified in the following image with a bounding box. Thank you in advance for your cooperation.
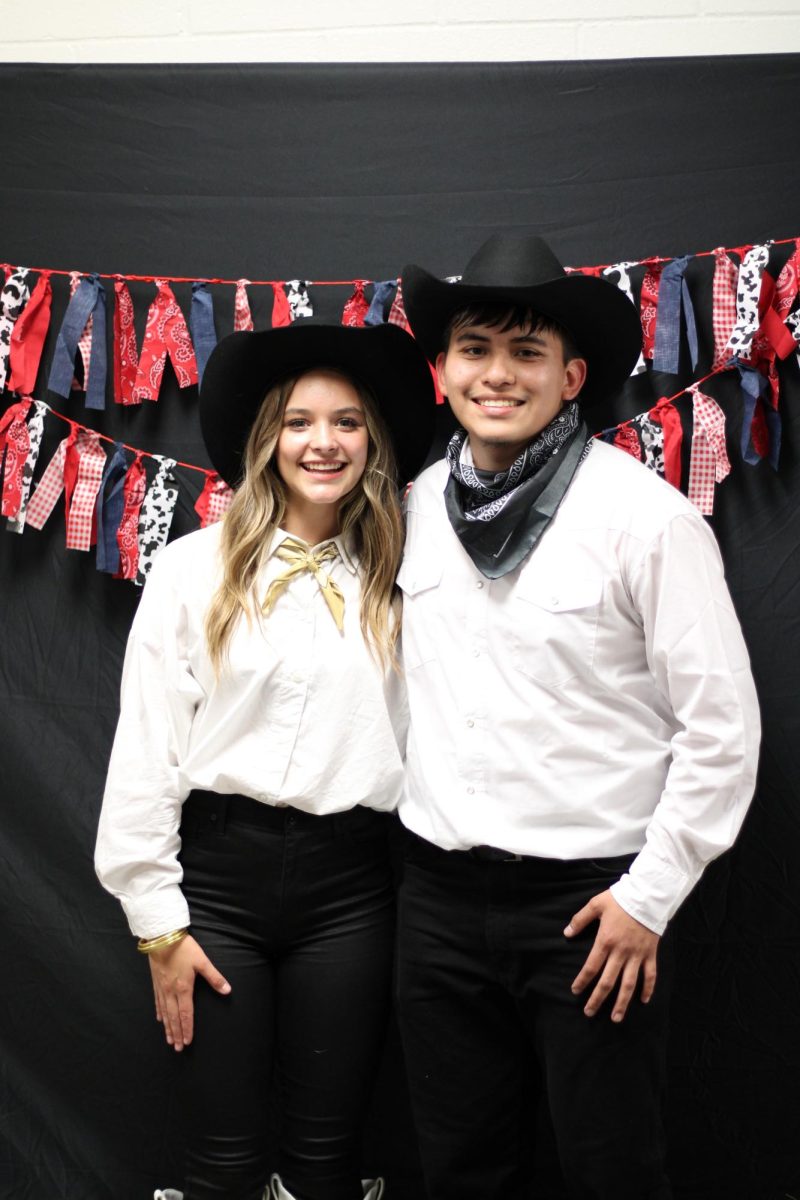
[477,399,520,408]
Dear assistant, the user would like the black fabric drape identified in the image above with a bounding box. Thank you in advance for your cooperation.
[0,57,798,1199]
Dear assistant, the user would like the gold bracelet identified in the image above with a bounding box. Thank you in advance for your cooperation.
[136,928,188,955]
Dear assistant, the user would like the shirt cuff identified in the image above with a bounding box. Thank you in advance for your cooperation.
[120,887,192,941]
[609,850,697,935]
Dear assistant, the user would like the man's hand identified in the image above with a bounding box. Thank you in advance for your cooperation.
[564,890,659,1023]
[147,934,231,1052]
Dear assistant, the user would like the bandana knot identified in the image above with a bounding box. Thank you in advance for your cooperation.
[262,536,345,631]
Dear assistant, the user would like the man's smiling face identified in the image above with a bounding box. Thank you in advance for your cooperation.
[436,316,587,473]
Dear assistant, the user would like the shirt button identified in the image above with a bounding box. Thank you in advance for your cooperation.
[476,580,484,589]
[466,719,474,728]
[291,673,303,684]
[472,649,480,658]
[466,786,475,795]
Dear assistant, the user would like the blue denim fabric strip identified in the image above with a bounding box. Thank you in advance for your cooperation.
[48,274,104,402]
[85,280,108,411]
[736,359,780,467]
[95,443,128,573]
[191,282,217,386]
[364,280,398,326]
[653,256,691,375]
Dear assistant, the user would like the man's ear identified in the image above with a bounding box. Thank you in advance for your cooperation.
[562,357,587,400]
[435,351,448,398]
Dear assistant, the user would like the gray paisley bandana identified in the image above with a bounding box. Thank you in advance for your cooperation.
[444,401,591,579]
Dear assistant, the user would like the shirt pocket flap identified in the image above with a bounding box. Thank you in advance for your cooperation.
[396,557,444,597]
[514,574,603,613]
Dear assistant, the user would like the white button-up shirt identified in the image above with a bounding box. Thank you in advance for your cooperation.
[95,522,407,939]
[397,441,760,934]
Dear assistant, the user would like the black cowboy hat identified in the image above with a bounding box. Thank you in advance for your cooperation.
[401,234,642,403]
[199,320,436,488]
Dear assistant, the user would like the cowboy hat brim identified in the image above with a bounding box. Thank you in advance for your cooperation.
[199,321,436,489]
[400,264,643,403]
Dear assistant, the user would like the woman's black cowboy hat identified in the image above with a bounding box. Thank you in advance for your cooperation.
[199,319,436,488]
[400,234,642,403]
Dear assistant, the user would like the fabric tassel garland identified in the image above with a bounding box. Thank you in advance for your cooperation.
[649,403,683,489]
[24,430,75,533]
[652,256,698,375]
[364,280,397,326]
[195,472,234,528]
[341,281,369,327]
[0,269,31,391]
[63,429,107,550]
[710,248,739,369]
[603,263,646,374]
[116,455,147,580]
[113,278,140,405]
[639,261,665,361]
[48,273,108,410]
[286,280,313,321]
[0,399,32,519]
[271,283,292,328]
[612,424,643,462]
[387,282,411,332]
[132,280,198,402]
[725,242,771,362]
[687,388,731,515]
[7,400,47,533]
[736,359,780,469]
[8,271,53,395]
[631,413,665,476]
[95,443,129,573]
[136,456,179,584]
[191,282,218,386]
[234,280,254,332]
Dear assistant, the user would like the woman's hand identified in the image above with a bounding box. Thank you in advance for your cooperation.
[147,934,231,1051]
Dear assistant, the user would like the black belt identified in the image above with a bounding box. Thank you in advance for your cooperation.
[466,845,524,862]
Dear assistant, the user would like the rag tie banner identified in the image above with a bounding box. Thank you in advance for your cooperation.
[1,236,799,583]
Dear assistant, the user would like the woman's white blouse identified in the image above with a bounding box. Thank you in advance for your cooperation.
[95,522,407,939]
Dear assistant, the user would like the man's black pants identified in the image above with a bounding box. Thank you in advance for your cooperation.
[396,829,673,1200]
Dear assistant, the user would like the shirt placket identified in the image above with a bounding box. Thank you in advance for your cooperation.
[457,571,490,797]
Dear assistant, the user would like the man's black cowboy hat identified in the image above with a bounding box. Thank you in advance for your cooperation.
[400,234,642,403]
[199,320,436,488]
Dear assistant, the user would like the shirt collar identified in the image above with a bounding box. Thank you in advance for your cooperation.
[267,527,358,575]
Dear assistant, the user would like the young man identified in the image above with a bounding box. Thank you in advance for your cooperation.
[394,234,760,1200]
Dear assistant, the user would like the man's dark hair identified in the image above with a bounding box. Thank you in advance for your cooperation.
[442,303,582,365]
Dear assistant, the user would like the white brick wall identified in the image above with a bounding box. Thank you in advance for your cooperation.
[2,0,799,61]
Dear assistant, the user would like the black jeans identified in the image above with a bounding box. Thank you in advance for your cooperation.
[396,829,673,1200]
[176,791,395,1200]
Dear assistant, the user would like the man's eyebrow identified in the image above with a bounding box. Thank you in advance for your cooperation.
[453,329,546,344]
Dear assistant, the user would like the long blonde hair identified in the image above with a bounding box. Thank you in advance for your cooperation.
[205,369,404,673]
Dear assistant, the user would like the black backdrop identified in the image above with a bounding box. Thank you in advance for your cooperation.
[1,57,798,1200]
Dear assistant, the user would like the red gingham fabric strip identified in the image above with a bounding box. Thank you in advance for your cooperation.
[131,280,198,402]
[286,280,313,321]
[639,262,664,361]
[8,272,53,395]
[726,242,771,362]
[271,283,292,328]
[194,473,234,528]
[711,248,739,369]
[114,279,140,405]
[24,432,75,530]
[64,429,106,551]
[687,388,731,515]
[7,400,47,534]
[136,456,179,584]
[115,455,147,580]
[0,269,31,390]
[387,281,410,332]
[0,399,32,519]
[342,281,369,327]
[603,263,646,374]
[234,280,254,332]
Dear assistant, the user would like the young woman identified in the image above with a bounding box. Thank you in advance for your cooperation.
[95,320,435,1200]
